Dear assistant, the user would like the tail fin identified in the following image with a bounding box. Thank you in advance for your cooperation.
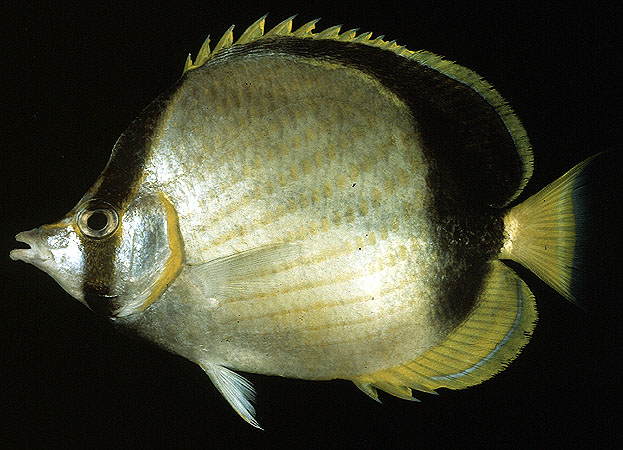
[499,154,600,307]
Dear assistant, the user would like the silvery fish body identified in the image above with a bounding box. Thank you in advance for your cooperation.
[10,16,595,428]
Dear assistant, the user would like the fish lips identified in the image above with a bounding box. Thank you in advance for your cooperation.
[11,226,87,303]
[10,228,54,268]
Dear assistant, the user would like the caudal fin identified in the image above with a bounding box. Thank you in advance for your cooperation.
[499,154,600,307]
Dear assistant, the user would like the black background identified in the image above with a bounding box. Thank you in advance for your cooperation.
[2,2,620,448]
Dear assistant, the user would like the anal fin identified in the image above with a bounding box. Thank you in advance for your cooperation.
[351,260,537,400]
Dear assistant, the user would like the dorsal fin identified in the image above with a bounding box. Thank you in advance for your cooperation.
[182,15,533,204]
[182,15,417,74]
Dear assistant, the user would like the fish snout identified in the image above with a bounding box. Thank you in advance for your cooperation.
[10,228,53,265]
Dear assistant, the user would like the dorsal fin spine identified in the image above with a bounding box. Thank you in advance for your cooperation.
[337,28,359,41]
[352,31,373,43]
[315,24,342,39]
[183,16,417,75]
[212,24,235,56]
[264,15,296,37]
[292,18,320,37]
[194,35,211,67]
[183,53,193,74]
[235,14,267,45]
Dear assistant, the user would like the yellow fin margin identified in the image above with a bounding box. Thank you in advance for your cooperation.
[351,261,537,401]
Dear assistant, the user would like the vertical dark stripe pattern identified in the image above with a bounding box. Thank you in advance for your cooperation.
[82,84,182,316]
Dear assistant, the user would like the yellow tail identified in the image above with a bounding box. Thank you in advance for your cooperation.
[499,155,599,306]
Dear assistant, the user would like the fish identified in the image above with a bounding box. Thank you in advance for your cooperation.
[9,15,598,429]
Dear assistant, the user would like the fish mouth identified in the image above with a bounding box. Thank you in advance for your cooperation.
[10,228,53,265]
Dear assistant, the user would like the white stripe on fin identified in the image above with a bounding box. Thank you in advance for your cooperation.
[430,278,524,381]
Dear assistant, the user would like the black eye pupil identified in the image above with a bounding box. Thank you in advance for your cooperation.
[77,201,118,239]
[87,211,108,231]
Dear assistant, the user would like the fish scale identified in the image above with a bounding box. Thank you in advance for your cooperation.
[160,56,431,265]
[139,56,442,381]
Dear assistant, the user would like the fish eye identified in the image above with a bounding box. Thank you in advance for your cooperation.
[77,201,119,239]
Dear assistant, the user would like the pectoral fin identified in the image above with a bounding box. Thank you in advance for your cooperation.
[352,260,537,400]
[190,243,299,300]
[201,362,262,429]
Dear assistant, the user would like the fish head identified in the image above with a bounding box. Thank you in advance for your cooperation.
[11,190,183,318]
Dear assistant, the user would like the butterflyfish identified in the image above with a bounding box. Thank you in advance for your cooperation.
[10,15,598,428]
